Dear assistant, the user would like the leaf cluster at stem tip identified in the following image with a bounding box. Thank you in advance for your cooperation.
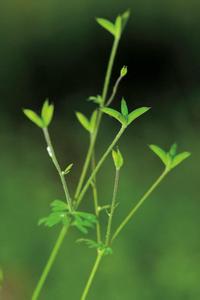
[23,99,54,128]
[96,10,130,39]
[149,143,191,171]
[101,98,151,127]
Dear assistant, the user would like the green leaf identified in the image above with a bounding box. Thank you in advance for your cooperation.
[127,107,151,125]
[77,238,100,249]
[121,10,131,33]
[90,110,98,133]
[76,112,91,132]
[149,144,169,166]
[88,95,103,105]
[120,66,128,77]
[77,239,113,255]
[169,143,177,158]
[121,98,129,117]
[115,15,122,38]
[23,109,44,128]
[96,18,116,36]
[50,200,68,212]
[101,107,125,125]
[63,163,73,175]
[171,152,191,169]
[41,99,54,127]
[38,212,67,227]
[112,149,124,170]
[72,211,97,234]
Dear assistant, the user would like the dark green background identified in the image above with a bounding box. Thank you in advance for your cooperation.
[0,1,199,299]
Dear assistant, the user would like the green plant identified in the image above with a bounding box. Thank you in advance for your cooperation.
[23,11,191,300]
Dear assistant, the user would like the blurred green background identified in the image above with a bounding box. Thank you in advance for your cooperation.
[0,0,199,299]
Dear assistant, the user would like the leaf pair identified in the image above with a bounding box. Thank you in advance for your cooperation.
[149,144,191,171]
[101,98,150,127]
[78,239,113,255]
[23,99,54,128]
[76,110,98,134]
[96,10,130,39]
[39,200,97,234]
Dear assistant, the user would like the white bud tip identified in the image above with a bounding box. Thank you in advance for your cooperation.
[47,146,53,158]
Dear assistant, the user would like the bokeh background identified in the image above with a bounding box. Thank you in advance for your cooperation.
[0,1,200,299]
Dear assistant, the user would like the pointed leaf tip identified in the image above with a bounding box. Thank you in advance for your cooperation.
[127,107,151,125]
[41,99,54,127]
[76,112,91,132]
[171,151,191,169]
[101,107,125,125]
[23,109,44,128]
[149,144,169,166]
[121,98,129,117]
[96,18,116,36]
[121,9,131,33]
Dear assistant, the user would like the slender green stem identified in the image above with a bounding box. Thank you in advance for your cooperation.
[76,126,126,207]
[43,128,73,212]
[91,144,101,243]
[105,169,120,246]
[106,73,124,107]
[74,36,120,200]
[102,37,120,103]
[80,251,104,300]
[111,169,169,243]
[31,225,69,300]
[31,128,73,299]
[74,136,96,200]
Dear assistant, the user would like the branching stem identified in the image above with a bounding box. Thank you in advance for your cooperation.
[76,125,126,207]
[43,128,73,212]
[105,169,120,246]
[111,169,168,242]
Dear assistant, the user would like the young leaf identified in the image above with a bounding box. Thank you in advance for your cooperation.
[63,163,73,175]
[112,149,124,170]
[38,212,68,227]
[127,107,151,125]
[76,112,91,132]
[171,152,191,169]
[50,200,68,212]
[90,110,98,133]
[88,95,103,105]
[169,143,177,158]
[121,10,131,33]
[149,144,169,166]
[121,98,129,117]
[120,66,128,77]
[101,107,125,125]
[115,15,122,38]
[72,211,97,234]
[41,99,54,127]
[23,109,44,128]
[96,18,116,36]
